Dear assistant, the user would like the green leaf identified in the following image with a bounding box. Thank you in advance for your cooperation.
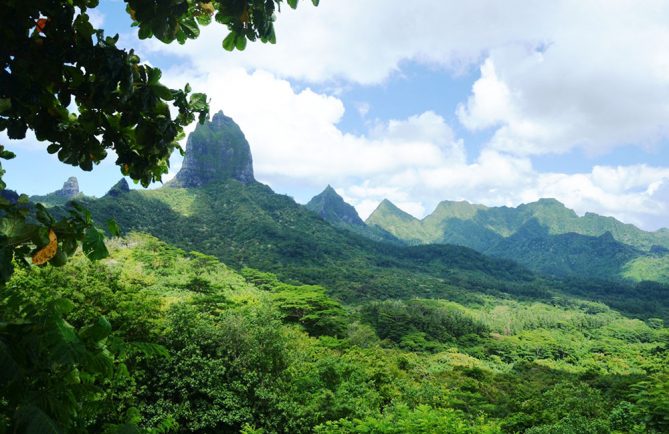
[235,34,247,50]
[195,14,212,26]
[152,84,174,101]
[107,218,121,237]
[311,0,319,5]
[15,405,61,434]
[83,227,109,260]
[180,18,200,38]
[35,204,55,226]
[287,0,298,9]
[189,93,208,112]
[0,148,16,160]
[80,316,112,343]
[222,32,236,51]
[0,217,36,244]
[51,298,76,315]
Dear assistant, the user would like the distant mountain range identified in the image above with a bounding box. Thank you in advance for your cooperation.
[362,196,669,282]
[29,112,669,318]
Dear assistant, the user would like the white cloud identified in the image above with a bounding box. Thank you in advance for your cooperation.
[160,68,464,186]
[126,0,669,230]
[135,0,553,84]
[344,160,669,230]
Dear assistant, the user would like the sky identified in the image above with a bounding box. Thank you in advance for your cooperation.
[4,0,669,230]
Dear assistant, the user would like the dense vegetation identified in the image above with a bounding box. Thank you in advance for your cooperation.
[2,233,668,433]
[81,180,669,322]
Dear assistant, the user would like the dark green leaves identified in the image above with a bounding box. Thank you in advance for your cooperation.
[80,316,112,343]
[107,219,121,237]
[83,227,109,260]
[15,405,61,434]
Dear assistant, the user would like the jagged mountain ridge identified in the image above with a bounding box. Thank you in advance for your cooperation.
[79,112,549,303]
[368,197,669,251]
[366,197,669,282]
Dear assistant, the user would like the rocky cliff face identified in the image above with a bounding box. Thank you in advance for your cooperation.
[55,177,80,198]
[171,111,255,188]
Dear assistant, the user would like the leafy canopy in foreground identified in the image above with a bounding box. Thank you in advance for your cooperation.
[0,0,316,283]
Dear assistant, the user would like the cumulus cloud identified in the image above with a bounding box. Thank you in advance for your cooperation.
[160,68,464,186]
[124,0,669,230]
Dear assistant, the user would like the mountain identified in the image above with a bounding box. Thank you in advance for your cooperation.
[367,198,669,282]
[30,176,86,206]
[366,199,432,244]
[105,178,130,197]
[306,185,365,227]
[486,220,641,280]
[170,110,255,187]
[305,186,400,243]
[40,112,667,319]
[79,113,548,304]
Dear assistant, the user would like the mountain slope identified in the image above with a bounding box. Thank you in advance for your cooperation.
[59,111,668,318]
[306,185,365,227]
[367,198,669,282]
[85,180,540,303]
[366,199,433,244]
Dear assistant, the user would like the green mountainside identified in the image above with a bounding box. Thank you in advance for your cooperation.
[11,114,669,433]
[6,233,669,433]
[81,113,544,304]
[72,113,668,320]
[84,180,538,304]
[367,197,669,282]
[365,199,433,244]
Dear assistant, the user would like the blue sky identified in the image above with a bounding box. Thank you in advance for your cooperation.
[4,0,669,230]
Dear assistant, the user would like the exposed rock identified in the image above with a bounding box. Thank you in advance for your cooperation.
[105,178,130,197]
[171,111,255,188]
[55,176,79,198]
[306,185,365,227]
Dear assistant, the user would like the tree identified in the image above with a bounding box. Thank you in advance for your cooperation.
[0,0,318,284]
[0,1,318,431]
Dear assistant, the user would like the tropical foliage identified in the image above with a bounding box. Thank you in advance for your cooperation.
[2,233,668,433]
